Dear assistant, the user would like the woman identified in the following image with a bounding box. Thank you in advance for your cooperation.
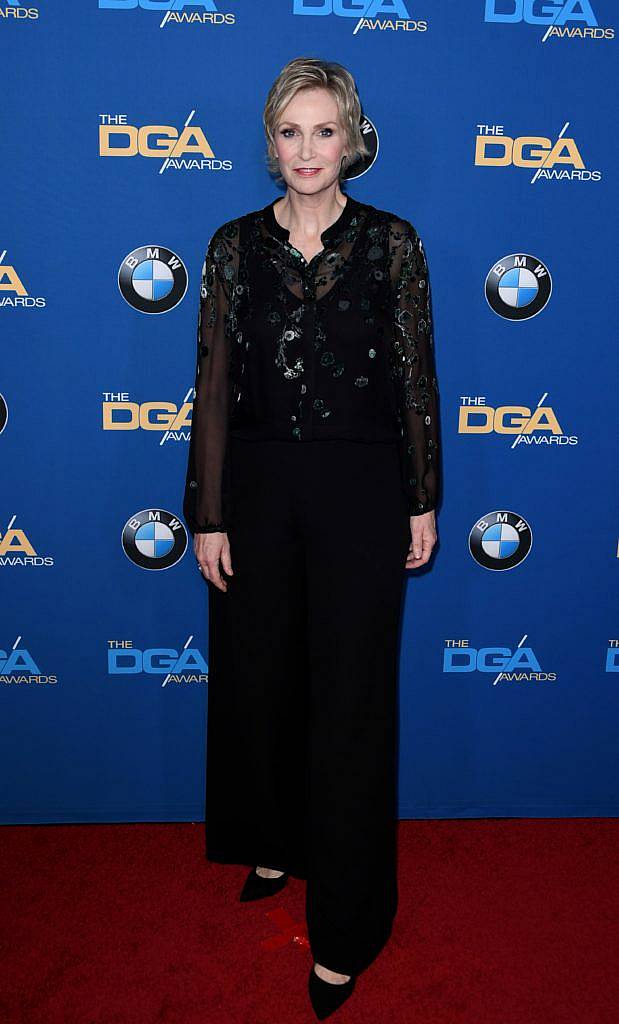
[183,57,440,1019]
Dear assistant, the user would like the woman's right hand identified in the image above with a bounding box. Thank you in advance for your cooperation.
[195,532,233,593]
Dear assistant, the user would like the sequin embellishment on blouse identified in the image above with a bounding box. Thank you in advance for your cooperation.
[183,194,440,533]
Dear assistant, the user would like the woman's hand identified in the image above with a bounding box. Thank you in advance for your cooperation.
[405,510,437,569]
[195,532,234,593]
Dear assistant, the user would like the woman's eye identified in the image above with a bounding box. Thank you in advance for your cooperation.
[279,128,336,138]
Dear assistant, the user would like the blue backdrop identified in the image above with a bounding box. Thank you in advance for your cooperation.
[1,0,617,824]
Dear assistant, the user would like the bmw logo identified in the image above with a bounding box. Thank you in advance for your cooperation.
[118,245,188,314]
[121,508,188,570]
[469,510,532,570]
[343,113,379,180]
[0,392,8,435]
[485,253,552,320]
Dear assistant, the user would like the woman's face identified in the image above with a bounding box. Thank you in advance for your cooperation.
[274,87,349,194]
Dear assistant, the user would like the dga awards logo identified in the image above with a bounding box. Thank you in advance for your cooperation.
[292,0,429,33]
[118,246,188,314]
[459,394,578,447]
[485,253,552,319]
[469,510,533,570]
[1,637,57,686]
[0,518,54,568]
[475,122,602,182]
[99,112,232,174]
[443,635,557,684]
[107,637,208,686]
[484,0,614,42]
[98,0,235,28]
[102,390,192,446]
[0,1,39,22]
[0,250,46,309]
[121,509,188,570]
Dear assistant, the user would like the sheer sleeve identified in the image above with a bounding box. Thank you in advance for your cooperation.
[388,217,440,516]
[183,224,238,535]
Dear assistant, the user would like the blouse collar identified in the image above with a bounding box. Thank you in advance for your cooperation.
[262,193,360,245]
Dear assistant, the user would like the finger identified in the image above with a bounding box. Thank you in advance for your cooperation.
[404,543,418,569]
[405,529,434,567]
[423,528,436,561]
[409,524,424,561]
[207,558,228,592]
[220,544,234,577]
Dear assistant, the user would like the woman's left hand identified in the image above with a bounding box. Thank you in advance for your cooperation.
[405,511,437,569]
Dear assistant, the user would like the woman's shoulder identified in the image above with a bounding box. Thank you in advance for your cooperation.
[362,199,420,241]
[207,213,243,248]
[206,201,272,256]
[211,199,269,236]
[202,213,248,277]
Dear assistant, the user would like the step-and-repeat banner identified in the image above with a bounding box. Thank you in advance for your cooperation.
[2,1,617,823]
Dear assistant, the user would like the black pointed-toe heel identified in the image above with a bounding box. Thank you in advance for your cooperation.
[308,963,357,1020]
[239,866,289,902]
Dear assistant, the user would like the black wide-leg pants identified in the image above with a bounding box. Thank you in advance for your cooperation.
[205,436,411,977]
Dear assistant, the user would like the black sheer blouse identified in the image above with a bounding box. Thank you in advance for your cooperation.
[183,193,440,534]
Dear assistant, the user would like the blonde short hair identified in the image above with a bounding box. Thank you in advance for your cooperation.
[263,56,371,184]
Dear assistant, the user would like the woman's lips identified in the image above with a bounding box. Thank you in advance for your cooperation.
[294,168,321,176]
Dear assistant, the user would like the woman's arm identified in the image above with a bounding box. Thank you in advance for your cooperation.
[388,217,440,519]
[183,225,237,535]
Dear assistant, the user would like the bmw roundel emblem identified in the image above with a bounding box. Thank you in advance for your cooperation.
[118,245,188,314]
[485,253,552,320]
[0,392,8,435]
[343,113,379,180]
[121,508,188,570]
[469,510,532,571]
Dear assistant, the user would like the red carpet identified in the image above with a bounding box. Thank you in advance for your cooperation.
[1,819,617,1023]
